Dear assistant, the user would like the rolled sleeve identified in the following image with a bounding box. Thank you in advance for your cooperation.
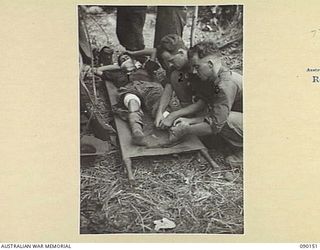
[204,81,237,134]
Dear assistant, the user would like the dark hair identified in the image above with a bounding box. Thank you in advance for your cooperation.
[117,52,131,66]
[156,34,187,70]
[99,46,113,54]
[157,34,187,56]
[188,40,221,59]
[98,46,114,66]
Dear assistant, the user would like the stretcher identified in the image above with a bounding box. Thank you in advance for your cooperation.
[105,81,219,182]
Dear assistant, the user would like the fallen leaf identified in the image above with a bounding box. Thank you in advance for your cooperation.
[154,218,176,231]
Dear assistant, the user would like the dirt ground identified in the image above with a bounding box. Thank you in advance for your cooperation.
[80,7,243,234]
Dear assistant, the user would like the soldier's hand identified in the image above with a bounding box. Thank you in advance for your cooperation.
[159,115,175,129]
[173,117,191,127]
[154,112,164,128]
[89,67,103,76]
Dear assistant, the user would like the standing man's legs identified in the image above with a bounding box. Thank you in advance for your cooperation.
[154,6,187,48]
[116,6,147,51]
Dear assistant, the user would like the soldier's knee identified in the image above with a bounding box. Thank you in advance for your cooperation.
[227,111,243,129]
[219,111,243,147]
[124,94,141,112]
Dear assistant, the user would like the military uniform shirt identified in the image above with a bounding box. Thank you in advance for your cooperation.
[204,67,243,134]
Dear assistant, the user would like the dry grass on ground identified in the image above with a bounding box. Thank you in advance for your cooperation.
[80,9,243,234]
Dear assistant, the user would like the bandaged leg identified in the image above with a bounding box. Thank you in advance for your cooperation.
[163,111,170,118]
[128,110,145,146]
[124,94,146,146]
[124,93,141,110]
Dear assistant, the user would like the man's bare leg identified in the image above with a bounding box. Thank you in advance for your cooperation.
[169,122,212,142]
[170,120,243,166]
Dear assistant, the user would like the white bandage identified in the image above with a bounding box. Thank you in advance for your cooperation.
[163,111,170,118]
[123,93,141,108]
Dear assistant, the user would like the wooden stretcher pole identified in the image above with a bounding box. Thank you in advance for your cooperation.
[199,148,219,169]
[123,158,134,183]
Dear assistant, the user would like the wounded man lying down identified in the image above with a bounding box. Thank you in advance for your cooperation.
[94,52,165,146]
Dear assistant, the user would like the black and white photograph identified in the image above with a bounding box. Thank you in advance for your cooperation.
[79,5,243,234]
